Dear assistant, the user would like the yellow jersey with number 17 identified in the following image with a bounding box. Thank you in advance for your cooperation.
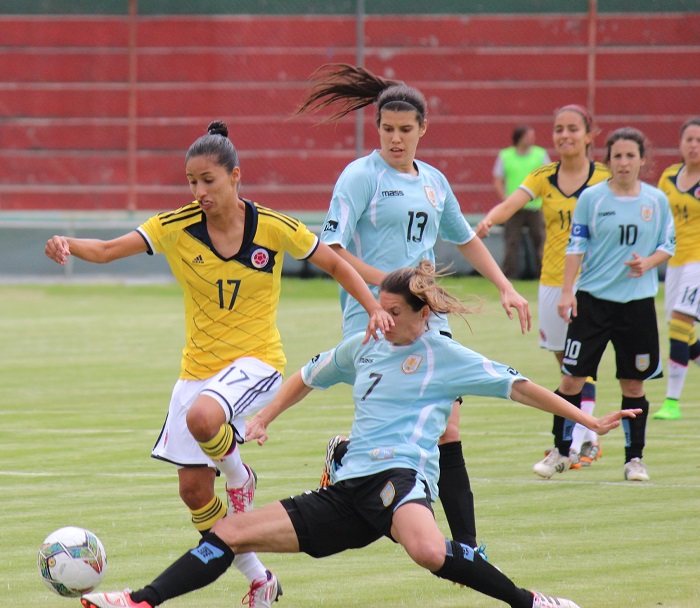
[658,163,700,267]
[137,200,319,380]
[519,160,610,287]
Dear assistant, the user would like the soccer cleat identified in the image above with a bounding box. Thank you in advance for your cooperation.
[226,463,257,515]
[80,590,152,608]
[624,457,650,481]
[569,450,581,470]
[579,441,602,467]
[319,435,349,488]
[241,570,282,608]
[533,447,570,478]
[652,399,682,420]
[531,591,581,608]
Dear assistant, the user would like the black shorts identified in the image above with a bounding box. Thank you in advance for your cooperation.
[561,291,662,381]
[280,468,433,559]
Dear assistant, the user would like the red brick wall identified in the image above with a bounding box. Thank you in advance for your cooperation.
[1,13,698,211]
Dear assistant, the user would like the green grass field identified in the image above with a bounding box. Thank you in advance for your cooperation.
[2,278,698,608]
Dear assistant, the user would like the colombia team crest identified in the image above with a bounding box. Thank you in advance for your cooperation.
[251,248,270,268]
[401,354,423,374]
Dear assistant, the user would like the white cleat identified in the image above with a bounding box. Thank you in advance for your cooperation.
[81,590,152,608]
[226,463,257,514]
[624,457,650,481]
[241,570,282,608]
[533,447,571,478]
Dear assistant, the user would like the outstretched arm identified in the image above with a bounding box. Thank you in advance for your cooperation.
[510,380,641,436]
[475,188,531,238]
[45,231,148,265]
[309,242,393,341]
[457,237,531,333]
[246,371,314,446]
[329,243,386,287]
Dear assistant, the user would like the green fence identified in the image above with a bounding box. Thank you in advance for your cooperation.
[3,0,700,14]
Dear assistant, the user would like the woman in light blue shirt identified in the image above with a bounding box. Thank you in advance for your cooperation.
[293,63,531,550]
[82,262,638,608]
[534,127,675,482]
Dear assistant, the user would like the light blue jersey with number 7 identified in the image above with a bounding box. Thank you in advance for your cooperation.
[301,330,525,501]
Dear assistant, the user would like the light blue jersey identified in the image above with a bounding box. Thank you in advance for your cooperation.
[320,150,475,337]
[568,180,675,303]
[301,330,526,501]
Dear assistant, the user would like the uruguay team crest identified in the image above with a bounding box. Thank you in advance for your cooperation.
[251,248,270,268]
[424,185,437,207]
[635,354,650,372]
[401,354,423,374]
[380,481,396,507]
[640,205,653,222]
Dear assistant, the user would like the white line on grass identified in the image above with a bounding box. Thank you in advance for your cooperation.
[2,470,699,489]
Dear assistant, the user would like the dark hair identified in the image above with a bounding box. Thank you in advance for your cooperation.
[296,63,428,127]
[185,120,239,172]
[554,104,594,156]
[680,117,700,139]
[604,127,646,162]
[554,104,593,133]
[512,125,533,146]
[380,261,479,318]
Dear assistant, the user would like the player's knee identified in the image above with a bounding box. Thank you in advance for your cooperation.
[179,480,214,510]
[186,402,222,440]
[406,540,446,571]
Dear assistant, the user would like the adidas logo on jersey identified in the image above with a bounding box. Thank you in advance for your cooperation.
[192,255,204,264]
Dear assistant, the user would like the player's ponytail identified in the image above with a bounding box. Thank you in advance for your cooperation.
[296,63,428,127]
[381,261,480,319]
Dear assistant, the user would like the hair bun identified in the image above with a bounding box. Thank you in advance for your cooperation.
[207,120,229,138]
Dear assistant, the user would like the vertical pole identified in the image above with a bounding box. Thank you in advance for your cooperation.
[126,0,138,212]
[355,0,365,158]
[586,0,598,120]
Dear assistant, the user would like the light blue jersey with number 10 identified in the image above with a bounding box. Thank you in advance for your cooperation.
[568,180,675,303]
[301,330,525,501]
[320,150,475,337]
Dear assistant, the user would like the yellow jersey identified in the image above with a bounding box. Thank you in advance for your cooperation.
[138,200,319,379]
[520,161,610,286]
[658,163,700,266]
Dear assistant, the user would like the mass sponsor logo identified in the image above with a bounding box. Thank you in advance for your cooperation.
[323,219,339,233]
[382,190,404,197]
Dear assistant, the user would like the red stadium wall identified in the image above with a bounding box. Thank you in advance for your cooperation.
[1,13,699,213]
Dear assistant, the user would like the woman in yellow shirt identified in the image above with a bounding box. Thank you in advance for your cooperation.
[477,105,610,477]
[654,117,700,420]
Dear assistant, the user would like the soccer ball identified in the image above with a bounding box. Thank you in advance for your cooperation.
[37,526,107,597]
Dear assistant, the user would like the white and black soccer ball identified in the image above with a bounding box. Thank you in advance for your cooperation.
[37,526,107,597]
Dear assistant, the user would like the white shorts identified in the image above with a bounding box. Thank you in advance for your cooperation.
[152,357,283,467]
[664,263,700,322]
[538,284,568,352]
